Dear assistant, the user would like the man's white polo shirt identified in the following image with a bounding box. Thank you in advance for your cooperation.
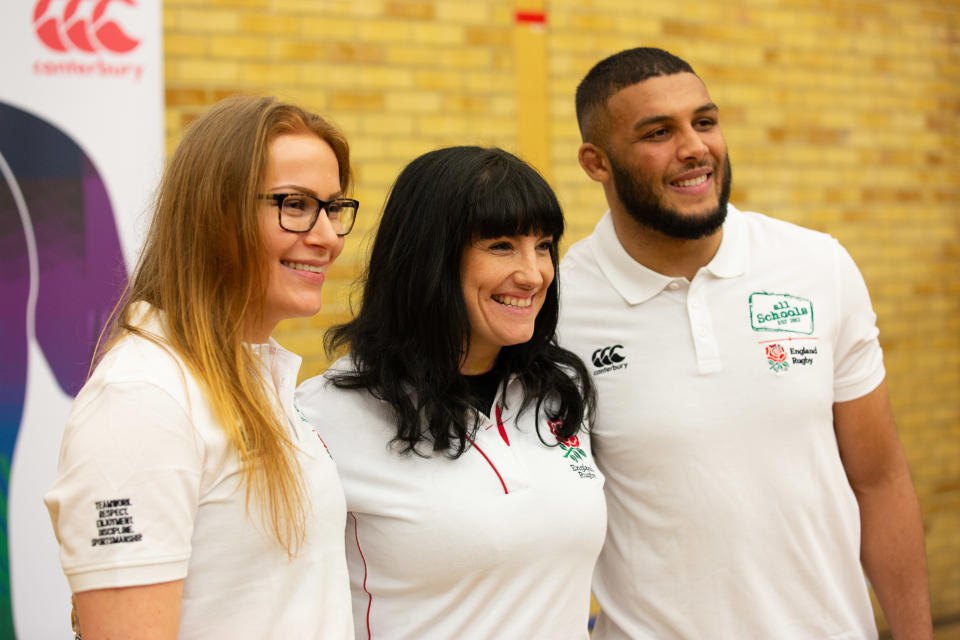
[558,206,883,639]
[296,360,607,639]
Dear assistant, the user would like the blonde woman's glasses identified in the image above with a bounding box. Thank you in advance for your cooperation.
[258,193,359,236]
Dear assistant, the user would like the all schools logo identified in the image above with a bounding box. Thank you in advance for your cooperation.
[31,0,145,81]
[591,344,627,375]
[749,292,814,334]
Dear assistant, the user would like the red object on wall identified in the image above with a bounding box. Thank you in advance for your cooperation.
[515,10,547,24]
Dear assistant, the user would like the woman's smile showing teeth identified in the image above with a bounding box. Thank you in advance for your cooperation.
[492,294,533,309]
[281,260,326,275]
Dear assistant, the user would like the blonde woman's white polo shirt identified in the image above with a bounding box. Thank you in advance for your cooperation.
[558,206,883,640]
[44,304,353,639]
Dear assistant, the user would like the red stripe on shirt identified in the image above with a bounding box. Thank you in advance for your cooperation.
[465,433,509,494]
[352,513,374,639]
[495,405,510,446]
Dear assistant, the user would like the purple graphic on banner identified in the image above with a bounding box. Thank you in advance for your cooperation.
[0,101,127,632]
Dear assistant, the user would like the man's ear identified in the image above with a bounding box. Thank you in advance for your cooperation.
[578,142,611,183]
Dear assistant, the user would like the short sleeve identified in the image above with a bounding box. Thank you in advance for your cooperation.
[44,381,203,593]
[831,240,885,403]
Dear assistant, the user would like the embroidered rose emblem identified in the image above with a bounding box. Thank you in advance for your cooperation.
[764,343,790,372]
[548,419,576,445]
[548,419,584,458]
[765,344,786,362]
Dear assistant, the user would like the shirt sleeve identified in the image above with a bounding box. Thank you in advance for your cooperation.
[44,380,203,593]
[831,240,886,403]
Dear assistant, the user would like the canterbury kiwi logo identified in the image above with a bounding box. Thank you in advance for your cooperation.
[591,345,625,367]
[33,0,141,54]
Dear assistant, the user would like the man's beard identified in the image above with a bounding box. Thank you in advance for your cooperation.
[610,153,732,240]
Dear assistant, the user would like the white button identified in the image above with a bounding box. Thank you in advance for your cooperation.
[668,282,680,290]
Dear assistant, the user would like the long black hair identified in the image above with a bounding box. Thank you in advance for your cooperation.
[326,146,595,456]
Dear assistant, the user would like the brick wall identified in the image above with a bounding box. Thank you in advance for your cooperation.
[164,0,959,631]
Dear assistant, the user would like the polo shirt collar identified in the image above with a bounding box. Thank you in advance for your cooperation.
[251,339,303,425]
[587,204,748,305]
[704,204,748,279]
[127,300,303,433]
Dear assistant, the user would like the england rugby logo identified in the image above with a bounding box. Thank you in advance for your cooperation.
[33,0,140,54]
[764,343,789,373]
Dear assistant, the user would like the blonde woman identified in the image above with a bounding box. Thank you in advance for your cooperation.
[44,96,358,639]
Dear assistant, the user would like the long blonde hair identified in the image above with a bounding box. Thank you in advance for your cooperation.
[103,95,350,554]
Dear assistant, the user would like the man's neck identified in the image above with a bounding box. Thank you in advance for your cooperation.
[610,208,723,281]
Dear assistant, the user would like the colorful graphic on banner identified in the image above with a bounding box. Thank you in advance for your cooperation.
[0,0,161,635]
[0,104,127,631]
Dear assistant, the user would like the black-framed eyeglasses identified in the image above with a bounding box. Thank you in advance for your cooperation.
[257,193,359,236]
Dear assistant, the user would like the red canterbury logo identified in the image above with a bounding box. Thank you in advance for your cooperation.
[33,0,140,54]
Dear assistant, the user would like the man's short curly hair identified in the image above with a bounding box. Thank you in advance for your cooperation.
[575,47,696,146]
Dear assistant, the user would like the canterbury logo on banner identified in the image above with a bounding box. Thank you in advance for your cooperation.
[33,0,140,54]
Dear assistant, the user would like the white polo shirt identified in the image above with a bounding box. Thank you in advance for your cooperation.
[558,206,883,640]
[44,304,353,639]
[295,361,607,640]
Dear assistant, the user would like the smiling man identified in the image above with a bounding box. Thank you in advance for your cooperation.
[558,47,932,640]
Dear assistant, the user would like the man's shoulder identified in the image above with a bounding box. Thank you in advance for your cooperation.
[736,207,836,248]
[560,234,597,271]
[559,232,610,302]
[560,212,610,281]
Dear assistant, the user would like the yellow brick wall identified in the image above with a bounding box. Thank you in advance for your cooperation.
[164,0,959,632]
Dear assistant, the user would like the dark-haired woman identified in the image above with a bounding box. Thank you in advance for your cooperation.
[296,146,606,639]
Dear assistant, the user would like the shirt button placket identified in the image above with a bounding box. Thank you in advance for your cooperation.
[687,277,722,374]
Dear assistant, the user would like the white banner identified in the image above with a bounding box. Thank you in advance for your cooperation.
[0,0,162,635]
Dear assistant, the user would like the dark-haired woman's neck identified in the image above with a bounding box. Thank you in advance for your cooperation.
[459,346,499,375]
[462,366,502,417]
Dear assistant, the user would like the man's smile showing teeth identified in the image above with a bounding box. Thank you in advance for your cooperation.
[282,260,325,274]
[492,294,533,309]
[673,174,708,187]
